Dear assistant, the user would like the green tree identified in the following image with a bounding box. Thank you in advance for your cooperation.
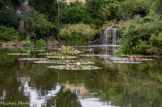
[0,0,25,10]
[60,23,96,45]
[61,2,93,24]
[28,0,58,22]
[0,8,20,28]
[120,0,150,19]
[22,9,55,41]
[86,0,106,28]
[0,25,20,41]
[150,0,162,14]
[104,0,121,20]
[118,11,162,54]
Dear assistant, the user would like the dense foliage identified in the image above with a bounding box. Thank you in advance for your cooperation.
[60,23,96,45]
[119,0,149,19]
[0,25,20,41]
[117,11,162,55]
[0,8,20,28]
[61,2,93,25]
[22,9,55,41]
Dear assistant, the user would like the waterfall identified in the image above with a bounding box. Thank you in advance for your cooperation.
[102,26,119,63]
[103,26,118,45]
[112,28,117,44]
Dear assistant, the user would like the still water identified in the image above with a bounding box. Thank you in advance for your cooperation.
[0,46,162,107]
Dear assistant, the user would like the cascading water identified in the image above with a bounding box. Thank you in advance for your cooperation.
[103,26,118,45]
[102,26,119,63]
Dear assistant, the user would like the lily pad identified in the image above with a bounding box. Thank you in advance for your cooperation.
[80,54,110,57]
[33,60,95,65]
[47,65,102,70]
[114,61,142,64]
[7,53,30,56]
[39,52,58,56]
[30,50,46,52]
[19,58,47,61]
[46,56,78,59]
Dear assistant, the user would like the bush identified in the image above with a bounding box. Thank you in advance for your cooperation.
[22,9,55,41]
[22,40,32,47]
[118,11,162,55]
[0,25,20,41]
[150,0,162,14]
[61,2,93,25]
[36,39,46,46]
[86,0,121,28]
[120,0,149,19]
[157,33,162,46]
[60,23,96,45]
[114,47,123,56]
[150,33,162,47]
[149,34,159,47]
[136,40,150,54]
[0,8,20,28]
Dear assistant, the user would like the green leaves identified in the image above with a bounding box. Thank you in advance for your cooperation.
[120,0,150,19]
[0,25,20,41]
[119,12,162,55]
[0,8,20,28]
[22,9,55,41]
[59,23,96,45]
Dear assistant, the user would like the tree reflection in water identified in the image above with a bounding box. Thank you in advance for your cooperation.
[0,48,162,107]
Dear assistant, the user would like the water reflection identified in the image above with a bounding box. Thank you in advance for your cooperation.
[17,71,61,107]
[102,46,116,63]
[0,47,162,107]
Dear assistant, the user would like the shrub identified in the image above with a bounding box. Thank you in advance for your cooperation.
[61,2,93,25]
[119,0,149,19]
[60,23,96,45]
[0,25,20,41]
[157,33,162,46]
[0,8,20,28]
[22,9,55,41]
[114,47,123,56]
[36,39,46,46]
[86,0,121,28]
[136,40,150,54]
[150,33,162,47]
[22,40,32,47]
[118,11,162,55]
[149,34,159,47]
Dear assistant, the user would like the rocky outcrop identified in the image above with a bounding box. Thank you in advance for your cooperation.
[46,36,59,46]
[16,2,30,15]
[90,32,102,44]
[0,40,21,47]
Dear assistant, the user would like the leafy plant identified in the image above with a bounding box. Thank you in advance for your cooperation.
[119,0,149,19]
[0,25,20,41]
[60,23,96,45]
[36,39,46,46]
[61,2,93,25]
[22,9,55,41]
[0,8,20,28]
[118,11,162,55]
[22,40,32,47]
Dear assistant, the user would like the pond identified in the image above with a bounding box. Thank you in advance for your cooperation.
[0,45,162,107]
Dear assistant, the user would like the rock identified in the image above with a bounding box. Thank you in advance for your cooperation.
[91,39,101,44]
[46,36,59,46]
[20,2,30,13]
[18,20,25,31]
[16,2,30,15]
[1,40,20,47]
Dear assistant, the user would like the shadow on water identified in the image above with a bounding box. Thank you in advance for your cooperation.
[0,47,162,107]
